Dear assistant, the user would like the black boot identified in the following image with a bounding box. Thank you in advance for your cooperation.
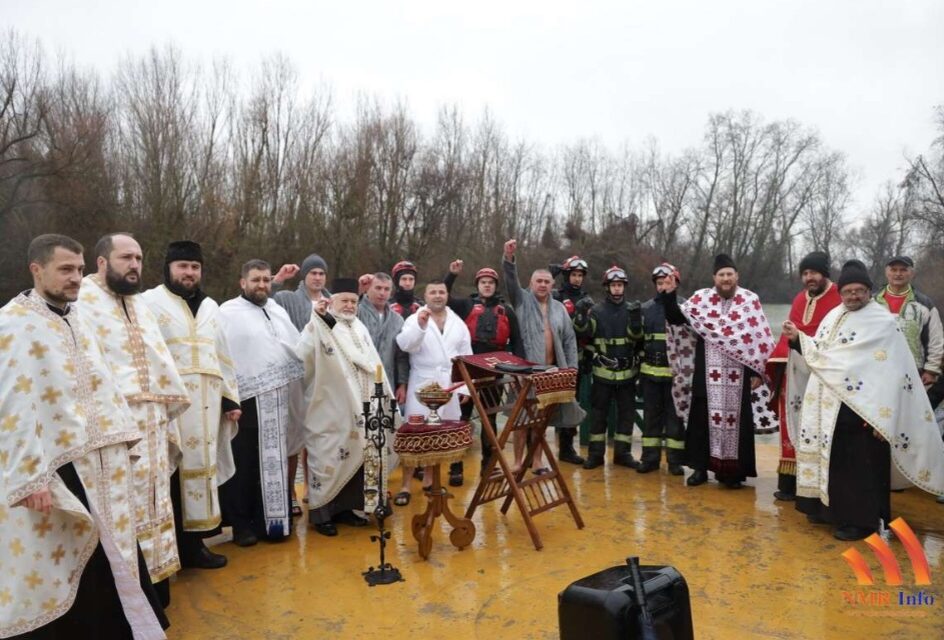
[558,428,585,465]
[613,453,639,469]
[686,469,708,486]
[449,461,464,487]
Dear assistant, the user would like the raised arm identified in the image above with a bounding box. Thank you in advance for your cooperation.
[502,239,525,309]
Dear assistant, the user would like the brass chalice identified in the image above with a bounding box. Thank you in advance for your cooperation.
[415,383,453,425]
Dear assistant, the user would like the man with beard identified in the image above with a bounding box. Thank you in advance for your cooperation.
[503,240,585,474]
[297,278,395,536]
[1,234,167,638]
[784,260,944,539]
[574,266,644,470]
[661,254,774,489]
[766,251,841,501]
[218,260,305,546]
[637,263,687,475]
[142,241,241,570]
[393,281,473,504]
[443,259,524,484]
[272,254,331,516]
[77,233,189,605]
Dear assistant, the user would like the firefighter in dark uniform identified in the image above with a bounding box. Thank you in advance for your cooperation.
[550,255,591,465]
[390,260,421,318]
[637,263,686,475]
[444,260,524,484]
[575,265,644,469]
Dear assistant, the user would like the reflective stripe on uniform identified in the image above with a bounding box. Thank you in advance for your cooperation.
[641,437,663,448]
[592,366,638,381]
[613,433,633,444]
[594,337,630,346]
[589,433,606,442]
[666,438,685,450]
[643,333,667,341]
[640,363,672,378]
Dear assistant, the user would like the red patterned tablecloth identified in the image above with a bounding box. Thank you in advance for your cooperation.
[394,420,473,467]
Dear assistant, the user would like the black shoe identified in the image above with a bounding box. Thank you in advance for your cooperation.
[668,464,685,476]
[413,468,424,481]
[721,479,743,489]
[613,454,639,469]
[558,447,586,465]
[233,529,258,547]
[774,490,796,501]
[333,511,370,527]
[313,522,338,537]
[582,456,604,470]
[181,545,227,569]
[834,525,875,541]
[686,470,708,486]
[449,472,464,487]
[806,513,828,525]
[636,461,659,474]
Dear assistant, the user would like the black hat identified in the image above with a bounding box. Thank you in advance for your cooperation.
[713,253,737,274]
[886,255,914,268]
[837,259,873,291]
[799,251,830,278]
[165,240,203,265]
[330,277,359,295]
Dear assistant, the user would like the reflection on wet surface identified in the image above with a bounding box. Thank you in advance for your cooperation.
[168,437,944,639]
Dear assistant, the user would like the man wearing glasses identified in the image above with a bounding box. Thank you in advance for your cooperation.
[783,260,944,540]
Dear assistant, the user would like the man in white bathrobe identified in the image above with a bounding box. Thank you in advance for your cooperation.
[393,280,473,505]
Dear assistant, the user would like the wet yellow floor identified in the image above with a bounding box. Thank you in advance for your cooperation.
[167,438,944,639]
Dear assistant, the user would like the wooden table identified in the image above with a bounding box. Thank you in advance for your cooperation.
[394,420,476,560]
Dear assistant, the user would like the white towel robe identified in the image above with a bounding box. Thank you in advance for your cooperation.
[396,307,473,422]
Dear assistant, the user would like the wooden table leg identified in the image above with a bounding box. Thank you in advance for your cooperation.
[410,463,477,559]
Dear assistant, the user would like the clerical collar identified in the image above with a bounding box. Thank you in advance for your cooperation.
[32,290,71,316]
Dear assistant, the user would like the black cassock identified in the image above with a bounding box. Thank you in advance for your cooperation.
[661,292,758,482]
[795,403,891,529]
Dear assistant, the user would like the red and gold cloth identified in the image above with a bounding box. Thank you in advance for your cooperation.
[394,420,473,467]
[766,282,841,474]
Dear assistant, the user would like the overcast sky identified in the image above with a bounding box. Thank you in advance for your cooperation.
[7,0,944,216]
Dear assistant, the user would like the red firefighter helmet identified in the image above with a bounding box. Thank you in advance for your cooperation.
[560,255,589,274]
[602,265,628,286]
[651,262,680,284]
[474,267,499,285]
[391,260,417,283]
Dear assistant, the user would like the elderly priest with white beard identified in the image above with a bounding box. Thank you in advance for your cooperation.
[296,278,395,537]
[784,259,944,541]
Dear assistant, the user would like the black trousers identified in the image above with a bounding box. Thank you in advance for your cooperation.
[588,379,636,457]
[796,405,891,530]
[219,399,291,540]
[640,377,685,465]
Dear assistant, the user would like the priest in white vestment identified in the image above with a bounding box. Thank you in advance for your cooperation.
[1,234,167,638]
[393,280,472,506]
[296,278,396,537]
[784,260,944,541]
[77,233,189,605]
[218,259,305,546]
[142,241,240,570]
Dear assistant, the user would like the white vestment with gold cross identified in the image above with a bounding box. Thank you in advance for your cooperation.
[77,275,189,583]
[143,285,239,532]
[0,292,164,638]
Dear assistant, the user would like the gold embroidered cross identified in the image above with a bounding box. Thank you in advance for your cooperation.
[24,570,43,589]
[18,456,39,475]
[27,341,48,359]
[0,588,11,605]
[8,538,25,557]
[89,375,103,392]
[97,325,111,339]
[50,545,65,565]
[13,375,32,394]
[40,386,63,405]
[32,517,53,538]
[157,374,171,389]
[0,415,17,432]
[0,335,12,351]
[111,467,126,483]
[73,520,91,536]
[54,429,75,447]
[114,514,130,532]
[41,597,59,611]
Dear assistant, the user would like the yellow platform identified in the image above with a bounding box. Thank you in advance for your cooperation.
[167,440,944,639]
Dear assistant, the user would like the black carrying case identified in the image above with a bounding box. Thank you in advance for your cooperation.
[558,562,694,639]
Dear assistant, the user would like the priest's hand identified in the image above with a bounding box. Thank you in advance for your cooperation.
[19,488,53,515]
[782,320,799,341]
[503,239,517,261]
[225,409,242,422]
[449,260,464,275]
[396,384,407,405]
[273,263,300,285]
[416,307,431,329]
[750,375,762,391]
[314,299,329,317]
[921,370,939,387]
